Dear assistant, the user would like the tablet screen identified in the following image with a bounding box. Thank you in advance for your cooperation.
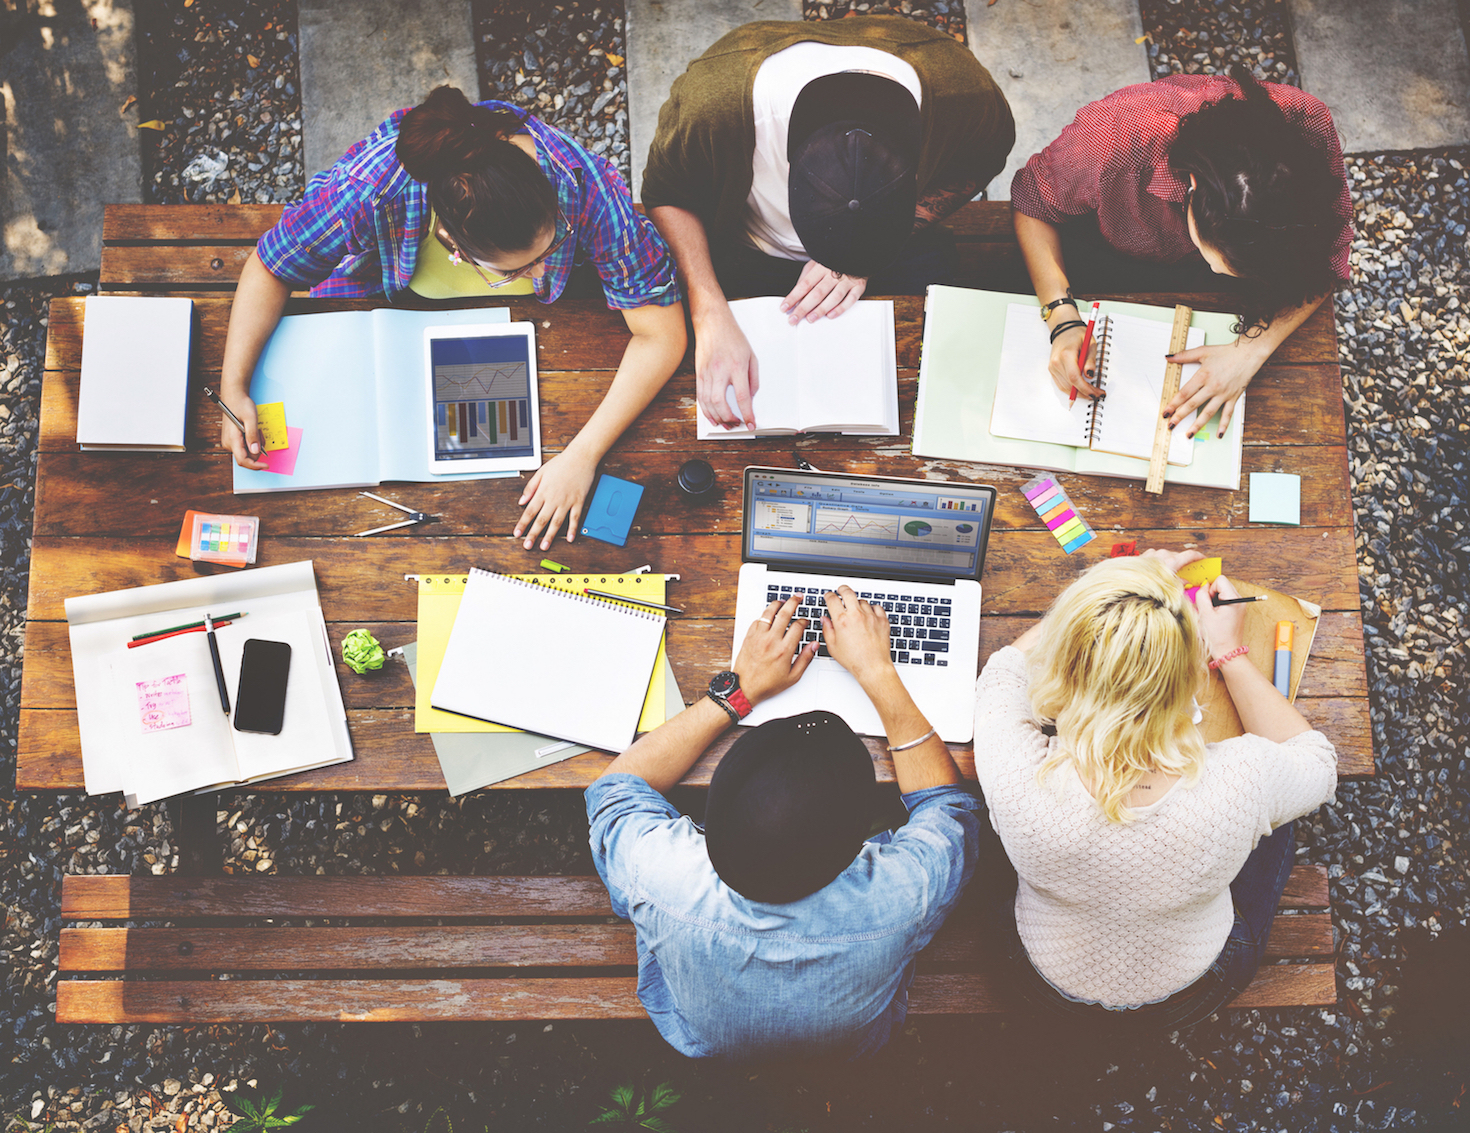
[428,330,535,463]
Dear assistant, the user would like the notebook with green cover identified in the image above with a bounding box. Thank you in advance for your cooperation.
[913,286,1245,490]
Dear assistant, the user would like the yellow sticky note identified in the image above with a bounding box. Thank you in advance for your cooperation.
[256,402,289,451]
[1178,557,1223,587]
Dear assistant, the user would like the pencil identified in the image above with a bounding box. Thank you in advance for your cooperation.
[1213,595,1268,607]
[583,588,683,615]
[131,612,244,641]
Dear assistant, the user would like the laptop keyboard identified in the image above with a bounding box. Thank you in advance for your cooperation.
[765,584,952,667]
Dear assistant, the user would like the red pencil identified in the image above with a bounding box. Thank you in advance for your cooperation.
[1069,301,1102,406]
[127,617,239,649]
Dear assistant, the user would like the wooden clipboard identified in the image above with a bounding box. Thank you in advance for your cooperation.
[1197,580,1322,744]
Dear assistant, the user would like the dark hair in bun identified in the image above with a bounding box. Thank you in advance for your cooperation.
[396,86,558,259]
[1168,67,1342,332]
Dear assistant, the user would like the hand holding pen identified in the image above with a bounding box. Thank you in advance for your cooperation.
[203,385,268,471]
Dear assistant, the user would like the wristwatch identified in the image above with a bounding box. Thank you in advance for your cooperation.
[1039,292,1078,321]
[707,670,752,724]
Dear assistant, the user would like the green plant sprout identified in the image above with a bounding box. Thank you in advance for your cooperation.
[589,1081,681,1132]
[223,1085,314,1131]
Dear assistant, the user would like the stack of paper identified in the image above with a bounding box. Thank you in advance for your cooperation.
[77,296,193,452]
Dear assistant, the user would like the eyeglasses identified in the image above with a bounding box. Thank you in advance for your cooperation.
[445,208,572,289]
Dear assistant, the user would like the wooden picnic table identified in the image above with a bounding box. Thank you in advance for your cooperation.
[17,204,1375,803]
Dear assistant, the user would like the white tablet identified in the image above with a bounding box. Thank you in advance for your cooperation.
[424,322,542,475]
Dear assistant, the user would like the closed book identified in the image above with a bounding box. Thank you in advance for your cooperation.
[77,296,193,451]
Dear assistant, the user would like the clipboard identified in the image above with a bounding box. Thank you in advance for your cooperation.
[1197,580,1322,745]
[414,572,672,734]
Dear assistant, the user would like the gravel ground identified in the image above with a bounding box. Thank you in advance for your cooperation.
[4,0,1470,1129]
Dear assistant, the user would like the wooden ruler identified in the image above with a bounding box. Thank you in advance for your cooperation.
[1144,304,1195,495]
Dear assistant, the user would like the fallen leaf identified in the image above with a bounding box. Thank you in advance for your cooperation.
[120,95,137,113]
[174,1117,187,1133]
[228,187,242,205]
[136,120,167,131]
[605,53,624,66]
[1135,34,1151,44]
[184,0,193,6]
[247,54,261,67]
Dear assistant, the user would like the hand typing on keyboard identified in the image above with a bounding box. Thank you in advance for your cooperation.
[819,586,897,685]
[764,583,954,668]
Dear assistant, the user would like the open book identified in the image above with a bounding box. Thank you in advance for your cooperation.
[65,561,352,805]
[697,297,898,438]
[991,306,1204,464]
[913,287,1245,491]
[233,307,524,493]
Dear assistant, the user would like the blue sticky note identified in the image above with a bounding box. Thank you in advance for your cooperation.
[1248,472,1301,525]
[580,473,644,547]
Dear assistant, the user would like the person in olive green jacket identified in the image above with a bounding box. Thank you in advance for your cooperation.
[641,17,1013,431]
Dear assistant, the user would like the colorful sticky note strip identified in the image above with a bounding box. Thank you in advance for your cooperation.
[1021,474,1096,554]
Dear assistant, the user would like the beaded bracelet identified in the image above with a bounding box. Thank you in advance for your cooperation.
[888,726,938,753]
[1048,319,1087,344]
[1208,645,1250,670]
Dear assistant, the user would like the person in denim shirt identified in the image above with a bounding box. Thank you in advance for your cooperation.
[586,587,983,1059]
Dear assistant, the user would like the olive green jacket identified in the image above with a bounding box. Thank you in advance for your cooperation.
[640,17,1015,243]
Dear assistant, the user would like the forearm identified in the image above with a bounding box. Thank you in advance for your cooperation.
[1013,209,1075,315]
[564,302,686,463]
[857,665,963,792]
[1217,655,1311,742]
[914,176,981,230]
[648,205,729,327]
[220,250,291,398]
[598,696,731,793]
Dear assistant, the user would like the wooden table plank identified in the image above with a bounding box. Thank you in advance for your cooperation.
[103,204,286,243]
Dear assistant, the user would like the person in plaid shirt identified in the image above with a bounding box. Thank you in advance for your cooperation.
[217,87,684,550]
[1011,69,1352,439]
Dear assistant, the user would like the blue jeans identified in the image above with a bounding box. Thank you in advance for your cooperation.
[1001,823,1298,1031]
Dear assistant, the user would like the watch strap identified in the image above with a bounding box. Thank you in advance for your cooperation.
[725,687,753,718]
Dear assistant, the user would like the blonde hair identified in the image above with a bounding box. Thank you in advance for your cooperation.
[1027,557,1208,823]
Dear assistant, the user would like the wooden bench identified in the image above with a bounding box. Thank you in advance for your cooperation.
[57,868,1336,1022]
[33,201,1363,1025]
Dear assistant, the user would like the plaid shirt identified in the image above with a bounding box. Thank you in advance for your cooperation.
[1010,75,1352,284]
[257,102,679,309]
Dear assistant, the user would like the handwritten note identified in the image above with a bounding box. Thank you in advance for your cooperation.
[136,674,191,733]
[255,402,290,451]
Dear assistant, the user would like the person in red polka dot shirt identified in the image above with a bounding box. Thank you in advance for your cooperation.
[1011,69,1352,438]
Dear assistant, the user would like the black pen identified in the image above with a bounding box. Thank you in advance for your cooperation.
[1213,594,1268,607]
[583,588,683,615]
[204,612,231,714]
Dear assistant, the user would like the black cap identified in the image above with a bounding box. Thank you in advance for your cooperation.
[705,710,875,904]
[787,72,921,278]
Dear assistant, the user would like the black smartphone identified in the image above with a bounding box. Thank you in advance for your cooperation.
[233,638,291,735]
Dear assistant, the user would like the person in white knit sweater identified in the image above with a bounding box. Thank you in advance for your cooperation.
[972,550,1337,1027]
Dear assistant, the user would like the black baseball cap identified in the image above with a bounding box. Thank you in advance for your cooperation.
[704,710,876,905]
[787,72,922,278]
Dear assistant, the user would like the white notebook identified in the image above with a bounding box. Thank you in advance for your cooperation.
[77,295,193,451]
[991,305,1205,464]
[697,297,898,438]
[430,568,667,752]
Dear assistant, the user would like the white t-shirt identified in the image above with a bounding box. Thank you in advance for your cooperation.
[746,42,923,261]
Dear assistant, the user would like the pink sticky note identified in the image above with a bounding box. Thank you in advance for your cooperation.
[260,426,303,475]
[137,674,191,733]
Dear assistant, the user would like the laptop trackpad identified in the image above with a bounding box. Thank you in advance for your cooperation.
[812,668,883,736]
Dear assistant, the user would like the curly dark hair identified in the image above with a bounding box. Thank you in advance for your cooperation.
[1168,67,1343,332]
[395,85,558,259]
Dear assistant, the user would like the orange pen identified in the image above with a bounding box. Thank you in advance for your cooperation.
[1069,301,1101,406]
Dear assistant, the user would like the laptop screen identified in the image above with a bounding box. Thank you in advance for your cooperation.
[742,467,997,583]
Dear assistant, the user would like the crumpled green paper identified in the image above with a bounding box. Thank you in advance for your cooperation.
[341,629,385,674]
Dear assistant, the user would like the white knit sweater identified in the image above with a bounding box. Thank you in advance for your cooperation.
[973,647,1338,1007]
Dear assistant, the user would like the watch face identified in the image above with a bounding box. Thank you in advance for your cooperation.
[709,670,740,697]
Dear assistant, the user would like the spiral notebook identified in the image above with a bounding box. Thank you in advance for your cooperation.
[990,305,1206,464]
[430,568,667,752]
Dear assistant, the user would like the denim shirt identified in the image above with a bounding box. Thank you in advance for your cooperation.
[585,773,982,1059]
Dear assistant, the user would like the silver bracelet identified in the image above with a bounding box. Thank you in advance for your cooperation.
[887,726,937,753]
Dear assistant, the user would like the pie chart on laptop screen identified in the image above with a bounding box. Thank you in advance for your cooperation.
[904,520,933,537]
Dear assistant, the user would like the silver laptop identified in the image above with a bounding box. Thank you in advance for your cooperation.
[732,467,997,743]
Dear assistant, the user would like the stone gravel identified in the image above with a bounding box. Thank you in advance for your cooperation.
[4,0,1469,1129]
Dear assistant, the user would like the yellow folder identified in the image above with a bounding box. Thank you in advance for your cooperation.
[414,572,670,734]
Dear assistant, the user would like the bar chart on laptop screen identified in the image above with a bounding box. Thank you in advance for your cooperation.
[430,335,534,460]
